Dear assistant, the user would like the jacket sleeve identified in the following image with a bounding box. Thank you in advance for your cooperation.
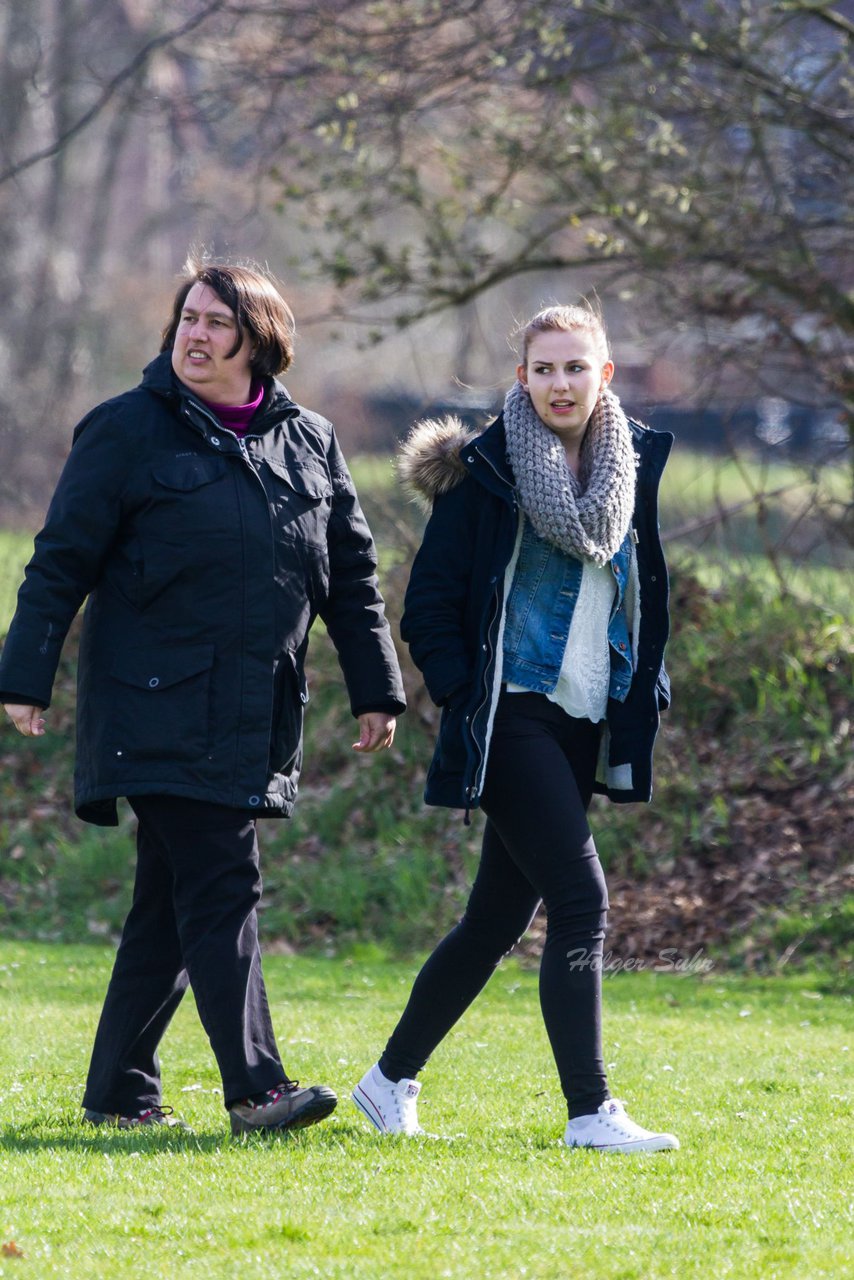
[319,430,406,717]
[400,478,478,707]
[0,407,132,708]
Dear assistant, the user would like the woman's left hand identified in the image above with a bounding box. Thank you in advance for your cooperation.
[353,713,396,753]
[3,703,46,737]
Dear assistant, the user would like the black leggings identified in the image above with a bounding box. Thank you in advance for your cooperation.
[379,691,610,1119]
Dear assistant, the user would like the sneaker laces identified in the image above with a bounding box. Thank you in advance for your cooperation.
[392,1081,421,1130]
[569,1100,630,1132]
[137,1106,175,1122]
[598,1100,649,1137]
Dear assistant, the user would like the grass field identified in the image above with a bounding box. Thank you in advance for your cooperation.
[349,446,850,504]
[0,943,851,1279]
[0,530,33,638]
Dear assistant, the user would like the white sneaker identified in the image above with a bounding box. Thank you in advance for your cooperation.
[564,1099,679,1154]
[352,1065,424,1135]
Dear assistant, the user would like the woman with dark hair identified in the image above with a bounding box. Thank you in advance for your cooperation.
[1,257,405,1135]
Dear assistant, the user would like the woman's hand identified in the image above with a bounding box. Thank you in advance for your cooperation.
[352,712,396,753]
[3,704,46,737]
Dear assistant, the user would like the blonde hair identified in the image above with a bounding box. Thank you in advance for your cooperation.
[516,303,610,367]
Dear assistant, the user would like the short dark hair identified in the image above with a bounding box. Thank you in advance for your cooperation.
[161,257,296,376]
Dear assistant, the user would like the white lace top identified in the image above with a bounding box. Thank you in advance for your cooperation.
[506,559,616,722]
[553,560,616,720]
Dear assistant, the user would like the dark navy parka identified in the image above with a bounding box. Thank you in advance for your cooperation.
[0,352,405,825]
[400,413,673,811]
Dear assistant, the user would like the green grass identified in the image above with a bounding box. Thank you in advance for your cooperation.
[350,448,851,510]
[0,943,851,1279]
[0,529,34,637]
[658,449,849,511]
[681,554,851,614]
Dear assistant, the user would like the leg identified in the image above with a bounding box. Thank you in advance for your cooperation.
[125,796,287,1108]
[378,819,541,1082]
[479,693,609,1119]
[82,814,189,1114]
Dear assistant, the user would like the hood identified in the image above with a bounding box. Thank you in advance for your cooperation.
[140,350,180,397]
[397,415,479,510]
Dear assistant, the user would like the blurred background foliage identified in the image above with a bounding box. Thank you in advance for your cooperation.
[1,459,850,975]
[0,0,851,970]
[0,0,851,513]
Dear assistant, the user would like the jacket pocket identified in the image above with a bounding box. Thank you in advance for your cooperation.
[263,457,333,547]
[269,650,306,774]
[152,456,227,491]
[436,699,470,774]
[264,457,332,498]
[109,643,215,762]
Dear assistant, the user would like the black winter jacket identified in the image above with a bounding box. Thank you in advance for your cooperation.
[398,412,673,811]
[0,352,405,824]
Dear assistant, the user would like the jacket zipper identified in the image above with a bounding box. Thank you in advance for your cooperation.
[467,582,501,808]
[183,399,269,487]
[463,445,516,815]
[182,402,272,802]
[474,444,514,491]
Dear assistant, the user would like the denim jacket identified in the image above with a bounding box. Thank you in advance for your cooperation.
[502,519,634,703]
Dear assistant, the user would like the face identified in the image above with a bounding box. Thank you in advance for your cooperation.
[171,281,254,406]
[517,328,614,439]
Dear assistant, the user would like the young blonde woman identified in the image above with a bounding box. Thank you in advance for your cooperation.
[353,304,678,1153]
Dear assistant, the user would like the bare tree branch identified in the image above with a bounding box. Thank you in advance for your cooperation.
[0,0,228,187]
[784,1,854,39]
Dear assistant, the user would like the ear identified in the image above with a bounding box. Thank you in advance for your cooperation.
[516,362,528,387]
[600,360,615,390]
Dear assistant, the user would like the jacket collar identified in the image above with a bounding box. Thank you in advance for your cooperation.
[469,414,674,502]
[464,414,516,500]
[628,417,674,479]
[141,350,299,429]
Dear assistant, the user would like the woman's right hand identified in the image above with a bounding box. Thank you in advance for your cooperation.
[3,704,46,736]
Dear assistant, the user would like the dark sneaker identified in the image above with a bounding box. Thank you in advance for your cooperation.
[229,1080,337,1136]
[83,1105,191,1131]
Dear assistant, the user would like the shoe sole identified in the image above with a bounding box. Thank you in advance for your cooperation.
[229,1088,338,1136]
[566,1137,679,1153]
[82,1109,191,1131]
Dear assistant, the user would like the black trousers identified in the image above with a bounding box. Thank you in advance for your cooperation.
[82,795,286,1114]
[379,691,610,1119]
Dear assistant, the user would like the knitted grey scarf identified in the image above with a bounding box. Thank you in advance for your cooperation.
[503,381,636,567]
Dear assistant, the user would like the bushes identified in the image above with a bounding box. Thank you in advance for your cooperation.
[594,568,852,972]
[0,507,851,969]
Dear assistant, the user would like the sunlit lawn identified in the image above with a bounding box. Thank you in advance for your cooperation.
[351,447,850,516]
[0,942,850,1279]
[0,530,33,637]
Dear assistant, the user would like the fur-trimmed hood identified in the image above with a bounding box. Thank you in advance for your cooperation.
[397,415,479,510]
